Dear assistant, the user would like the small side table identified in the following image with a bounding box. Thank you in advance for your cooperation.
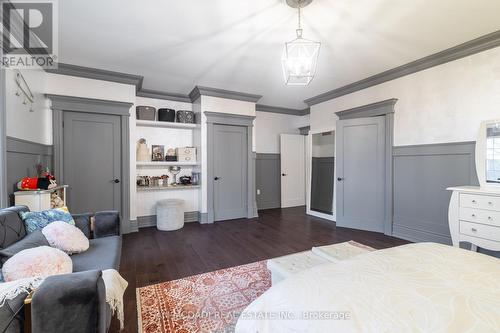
[14,185,68,212]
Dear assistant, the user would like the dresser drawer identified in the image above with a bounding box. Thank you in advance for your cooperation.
[460,220,500,241]
[459,207,500,227]
[459,193,500,211]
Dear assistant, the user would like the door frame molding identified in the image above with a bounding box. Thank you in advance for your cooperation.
[0,69,6,208]
[47,94,133,233]
[204,111,257,224]
[335,98,397,235]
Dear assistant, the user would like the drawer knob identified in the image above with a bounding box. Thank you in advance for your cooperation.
[471,214,476,217]
[471,228,477,232]
[472,200,477,203]
[488,202,493,205]
[488,216,493,220]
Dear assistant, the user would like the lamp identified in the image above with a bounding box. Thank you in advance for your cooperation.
[282,0,320,86]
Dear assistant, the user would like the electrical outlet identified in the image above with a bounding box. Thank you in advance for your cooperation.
[257,189,261,195]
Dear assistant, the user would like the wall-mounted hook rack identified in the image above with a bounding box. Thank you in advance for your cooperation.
[14,70,35,104]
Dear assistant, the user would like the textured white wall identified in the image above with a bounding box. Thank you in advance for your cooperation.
[312,132,335,158]
[254,111,308,153]
[201,95,255,116]
[5,68,51,144]
[311,46,500,146]
[46,73,136,103]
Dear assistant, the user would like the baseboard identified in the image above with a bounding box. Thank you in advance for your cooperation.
[137,211,200,229]
[129,219,138,233]
[198,212,210,224]
[257,201,281,210]
[392,224,452,245]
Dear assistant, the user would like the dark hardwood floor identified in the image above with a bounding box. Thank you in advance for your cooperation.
[110,206,409,332]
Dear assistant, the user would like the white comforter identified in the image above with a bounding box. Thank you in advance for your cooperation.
[235,243,500,333]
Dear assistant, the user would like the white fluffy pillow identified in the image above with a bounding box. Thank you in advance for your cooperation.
[2,246,72,282]
[42,221,89,254]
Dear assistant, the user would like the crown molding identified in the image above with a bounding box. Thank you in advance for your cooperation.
[190,86,262,103]
[46,63,143,89]
[136,89,191,103]
[255,104,310,116]
[305,30,500,106]
[298,126,310,135]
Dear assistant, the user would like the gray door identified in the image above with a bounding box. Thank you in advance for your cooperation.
[63,112,121,214]
[213,124,247,221]
[336,116,385,232]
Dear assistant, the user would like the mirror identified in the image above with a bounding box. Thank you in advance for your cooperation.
[310,131,335,215]
[475,119,500,188]
[486,123,500,184]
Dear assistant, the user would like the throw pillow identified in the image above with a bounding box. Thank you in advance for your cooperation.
[42,221,89,254]
[0,230,49,265]
[2,246,72,282]
[20,206,75,233]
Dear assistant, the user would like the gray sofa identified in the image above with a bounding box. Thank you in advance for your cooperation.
[0,205,122,333]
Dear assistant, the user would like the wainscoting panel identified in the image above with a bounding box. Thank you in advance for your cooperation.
[6,137,53,205]
[393,142,478,244]
[255,153,281,210]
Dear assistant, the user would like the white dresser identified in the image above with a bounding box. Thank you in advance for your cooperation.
[448,186,500,252]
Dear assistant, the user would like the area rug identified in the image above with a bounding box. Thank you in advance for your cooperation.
[137,260,271,333]
[136,241,375,333]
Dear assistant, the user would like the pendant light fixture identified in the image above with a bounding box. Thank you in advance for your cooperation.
[281,0,320,86]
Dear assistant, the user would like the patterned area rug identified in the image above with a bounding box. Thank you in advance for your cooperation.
[137,261,271,333]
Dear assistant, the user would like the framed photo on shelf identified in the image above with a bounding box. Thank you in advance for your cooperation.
[151,145,165,161]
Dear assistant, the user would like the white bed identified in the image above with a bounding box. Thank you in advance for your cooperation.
[235,243,500,333]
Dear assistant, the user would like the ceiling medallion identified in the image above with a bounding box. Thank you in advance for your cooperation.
[282,0,321,86]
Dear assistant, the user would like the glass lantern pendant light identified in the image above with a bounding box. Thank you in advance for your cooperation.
[282,0,321,86]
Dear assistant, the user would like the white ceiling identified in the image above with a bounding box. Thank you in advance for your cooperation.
[59,0,500,108]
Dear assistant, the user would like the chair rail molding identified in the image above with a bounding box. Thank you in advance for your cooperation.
[47,94,133,234]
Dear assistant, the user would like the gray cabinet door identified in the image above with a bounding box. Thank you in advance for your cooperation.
[63,112,121,214]
[336,116,385,232]
[213,124,247,221]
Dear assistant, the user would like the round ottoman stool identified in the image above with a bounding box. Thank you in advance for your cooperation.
[156,199,185,231]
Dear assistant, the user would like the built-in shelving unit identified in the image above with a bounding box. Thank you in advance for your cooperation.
[137,185,200,191]
[134,104,201,221]
[136,119,199,129]
[136,161,199,167]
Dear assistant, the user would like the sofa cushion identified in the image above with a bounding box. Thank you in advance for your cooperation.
[0,206,29,249]
[2,246,72,282]
[0,230,49,265]
[71,213,92,238]
[42,221,89,254]
[20,207,75,234]
[71,236,122,272]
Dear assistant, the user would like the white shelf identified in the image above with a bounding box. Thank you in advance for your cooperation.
[136,161,199,167]
[136,120,199,129]
[137,185,200,192]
